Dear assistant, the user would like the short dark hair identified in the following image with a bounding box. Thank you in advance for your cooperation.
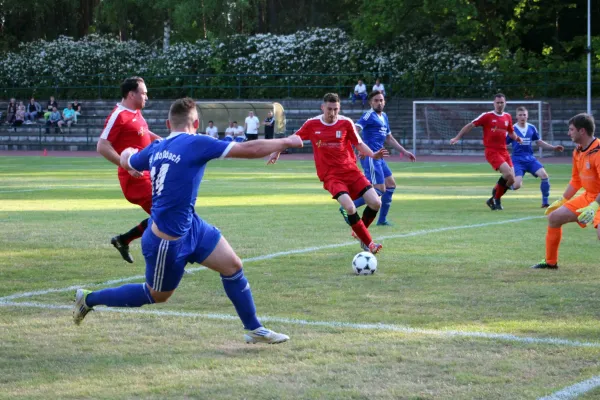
[494,93,506,100]
[208,120,213,123]
[516,106,527,113]
[368,90,384,102]
[121,76,145,98]
[233,121,237,124]
[569,113,595,136]
[168,97,197,127]
[323,93,340,103]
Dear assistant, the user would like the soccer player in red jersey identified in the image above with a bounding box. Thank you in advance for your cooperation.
[97,77,163,263]
[450,93,523,210]
[267,93,387,254]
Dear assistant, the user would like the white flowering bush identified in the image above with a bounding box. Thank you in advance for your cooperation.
[0,29,484,99]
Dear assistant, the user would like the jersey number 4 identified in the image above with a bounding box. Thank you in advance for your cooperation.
[150,164,170,196]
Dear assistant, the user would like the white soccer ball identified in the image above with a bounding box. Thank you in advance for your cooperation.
[352,252,377,275]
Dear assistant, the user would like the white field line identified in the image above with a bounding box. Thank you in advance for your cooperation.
[0,185,109,193]
[538,376,600,400]
[0,216,543,303]
[1,300,600,350]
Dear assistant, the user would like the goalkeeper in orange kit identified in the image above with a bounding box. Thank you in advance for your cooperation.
[532,113,600,269]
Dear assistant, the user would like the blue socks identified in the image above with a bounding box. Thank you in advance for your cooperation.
[86,283,155,308]
[221,269,261,330]
[541,178,550,204]
[378,187,395,224]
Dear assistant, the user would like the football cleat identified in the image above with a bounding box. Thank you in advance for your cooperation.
[351,231,370,252]
[486,197,496,211]
[541,204,550,208]
[493,198,503,210]
[531,260,558,270]
[73,289,93,325]
[339,206,350,226]
[368,242,383,254]
[244,327,290,344]
[376,220,393,226]
[111,236,134,263]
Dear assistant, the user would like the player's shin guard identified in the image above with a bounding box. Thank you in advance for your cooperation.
[221,269,261,331]
[361,206,378,228]
[85,283,155,308]
[120,218,149,245]
[494,177,508,199]
[348,213,373,245]
[378,188,395,224]
[540,178,550,205]
[545,226,562,265]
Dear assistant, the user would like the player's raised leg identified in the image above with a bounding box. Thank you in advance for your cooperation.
[535,167,551,207]
[491,162,515,210]
[111,218,149,263]
[201,235,289,344]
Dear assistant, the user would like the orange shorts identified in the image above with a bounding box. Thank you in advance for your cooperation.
[485,149,513,171]
[118,170,153,214]
[323,173,372,200]
[563,192,600,228]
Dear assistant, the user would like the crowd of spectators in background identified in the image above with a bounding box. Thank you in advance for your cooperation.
[2,96,82,132]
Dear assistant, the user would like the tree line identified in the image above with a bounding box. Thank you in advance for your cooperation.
[0,0,598,69]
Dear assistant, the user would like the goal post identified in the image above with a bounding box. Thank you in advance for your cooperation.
[412,100,552,157]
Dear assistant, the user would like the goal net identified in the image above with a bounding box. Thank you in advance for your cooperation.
[412,101,553,156]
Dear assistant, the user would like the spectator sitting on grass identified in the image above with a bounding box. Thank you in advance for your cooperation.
[45,106,62,134]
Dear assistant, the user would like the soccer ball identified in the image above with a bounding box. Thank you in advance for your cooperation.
[352,252,377,275]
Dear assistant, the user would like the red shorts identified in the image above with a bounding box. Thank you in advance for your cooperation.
[118,170,152,214]
[323,172,372,200]
[485,149,513,171]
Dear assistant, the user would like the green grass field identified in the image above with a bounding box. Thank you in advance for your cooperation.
[1,155,599,400]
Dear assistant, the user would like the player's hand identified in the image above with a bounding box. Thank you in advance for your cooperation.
[372,148,389,159]
[128,169,143,178]
[358,153,365,160]
[576,201,600,225]
[554,145,565,152]
[515,136,523,144]
[544,197,567,215]
[119,147,138,170]
[266,152,280,165]
[404,151,416,162]
[450,137,460,145]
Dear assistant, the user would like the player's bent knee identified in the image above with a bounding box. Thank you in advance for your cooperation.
[512,182,521,190]
[149,287,174,303]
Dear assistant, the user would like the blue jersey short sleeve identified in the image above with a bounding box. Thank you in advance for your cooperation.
[129,142,155,171]
[356,110,390,152]
[146,134,234,237]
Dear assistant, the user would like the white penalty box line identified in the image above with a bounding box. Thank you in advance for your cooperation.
[6,215,599,353]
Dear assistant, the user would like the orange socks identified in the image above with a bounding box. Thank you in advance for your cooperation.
[545,226,562,265]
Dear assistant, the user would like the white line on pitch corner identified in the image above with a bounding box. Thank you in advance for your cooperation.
[2,300,600,350]
[538,376,600,400]
[0,216,543,303]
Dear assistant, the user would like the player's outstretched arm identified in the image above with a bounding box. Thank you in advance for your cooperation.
[545,184,579,215]
[227,135,303,160]
[119,147,139,170]
[536,140,564,152]
[450,123,474,145]
[356,142,388,159]
[385,135,416,161]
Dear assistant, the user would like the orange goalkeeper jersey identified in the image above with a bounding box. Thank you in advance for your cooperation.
[570,138,600,196]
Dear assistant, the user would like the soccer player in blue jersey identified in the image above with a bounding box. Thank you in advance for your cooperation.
[339,90,416,226]
[506,106,564,207]
[73,97,303,344]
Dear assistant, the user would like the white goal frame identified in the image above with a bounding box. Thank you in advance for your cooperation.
[412,100,544,157]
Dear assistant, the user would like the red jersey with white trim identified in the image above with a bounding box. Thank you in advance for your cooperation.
[100,104,151,155]
[471,111,514,150]
[294,115,362,181]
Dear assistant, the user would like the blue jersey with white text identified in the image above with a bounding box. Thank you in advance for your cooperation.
[355,109,391,151]
[506,123,540,159]
[129,133,234,237]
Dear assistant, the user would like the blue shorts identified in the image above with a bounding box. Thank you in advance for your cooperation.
[512,157,544,177]
[359,157,392,185]
[234,136,246,143]
[222,136,233,142]
[142,214,221,292]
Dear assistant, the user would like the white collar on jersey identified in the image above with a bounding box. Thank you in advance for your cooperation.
[167,131,190,139]
[117,103,137,113]
[319,115,340,126]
